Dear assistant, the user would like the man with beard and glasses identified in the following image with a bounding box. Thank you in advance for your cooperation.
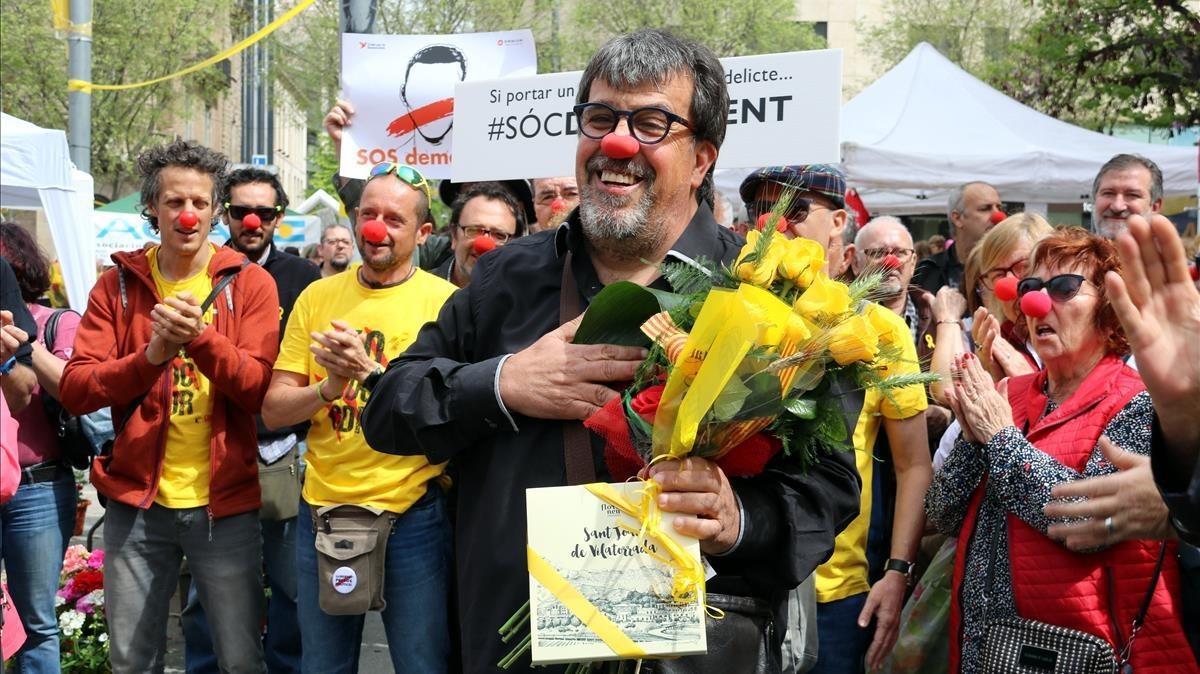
[260,163,456,672]
[317,223,354,278]
[181,167,319,674]
[434,181,524,288]
[1090,153,1163,239]
[361,29,862,674]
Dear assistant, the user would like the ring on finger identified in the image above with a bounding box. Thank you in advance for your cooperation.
[1104,516,1114,537]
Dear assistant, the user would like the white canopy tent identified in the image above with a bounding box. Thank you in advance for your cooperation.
[717,42,1198,217]
[1,113,96,311]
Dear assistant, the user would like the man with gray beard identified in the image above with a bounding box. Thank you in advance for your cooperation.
[1090,153,1163,239]
[362,29,861,674]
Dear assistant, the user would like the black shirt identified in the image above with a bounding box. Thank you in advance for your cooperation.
[229,243,321,442]
[361,205,861,673]
[0,256,36,366]
[913,242,965,293]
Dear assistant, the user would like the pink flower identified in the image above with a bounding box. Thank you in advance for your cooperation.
[58,579,78,603]
[61,544,90,575]
[75,595,95,615]
[86,549,104,569]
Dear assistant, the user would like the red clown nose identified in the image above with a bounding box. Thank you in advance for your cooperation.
[361,219,388,245]
[600,134,639,159]
[881,254,902,270]
[471,235,496,256]
[241,213,262,230]
[756,212,789,233]
[1020,290,1052,318]
[178,211,199,230]
[550,197,567,214]
[1190,263,1199,282]
[990,210,1007,225]
[994,276,1019,302]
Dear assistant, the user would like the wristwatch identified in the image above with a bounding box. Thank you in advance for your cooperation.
[361,366,386,393]
[884,557,915,584]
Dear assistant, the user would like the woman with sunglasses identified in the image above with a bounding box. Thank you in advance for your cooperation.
[927,228,1196,673]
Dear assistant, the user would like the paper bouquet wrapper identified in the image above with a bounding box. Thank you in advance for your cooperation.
[525,482,708,665]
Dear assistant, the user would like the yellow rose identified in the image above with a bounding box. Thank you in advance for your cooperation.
[778,237,826,288]
[785,312,813,345]
[735,233,788,287]
[828,314,880,365]
[864,303,904,346]
[792,273,851,318]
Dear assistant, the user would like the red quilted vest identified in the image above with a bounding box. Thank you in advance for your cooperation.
[949,355,1197,673]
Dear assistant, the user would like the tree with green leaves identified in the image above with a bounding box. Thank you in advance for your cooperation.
[865,0,1199,131]
[993,0,1199,130]
[0,0,242,199]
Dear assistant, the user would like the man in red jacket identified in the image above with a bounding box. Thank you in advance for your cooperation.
[61,140,280,673]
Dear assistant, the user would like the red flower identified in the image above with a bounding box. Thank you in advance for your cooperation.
[628,385,664,424]
[716,433,782,477]
[71,569,104,597]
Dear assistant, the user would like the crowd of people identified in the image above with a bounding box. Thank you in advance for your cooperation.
[1,28,1198,674]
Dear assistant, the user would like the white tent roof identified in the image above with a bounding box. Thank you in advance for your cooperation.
[840,42,1197,215]
[1,113,96,311]
[716,42,1198,217]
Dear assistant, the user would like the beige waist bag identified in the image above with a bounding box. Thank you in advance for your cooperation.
[310,504,397,615]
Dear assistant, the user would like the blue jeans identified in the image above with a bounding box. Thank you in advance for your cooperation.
[810,593,872,674]
[296,489,451,674]
[183,516,301,674]
[0,471,75,674]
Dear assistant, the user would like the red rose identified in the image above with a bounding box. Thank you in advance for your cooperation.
[716,433,782,477]
[629,384,665,425]
[71,569,104,596]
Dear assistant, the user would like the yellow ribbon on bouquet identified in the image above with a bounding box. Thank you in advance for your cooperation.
[649,284,797,459]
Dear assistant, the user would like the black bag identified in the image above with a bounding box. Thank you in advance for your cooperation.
[40,309,98,470]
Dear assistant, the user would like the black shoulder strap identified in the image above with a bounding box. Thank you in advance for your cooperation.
[201,260,248,313]
[559,252,597,486]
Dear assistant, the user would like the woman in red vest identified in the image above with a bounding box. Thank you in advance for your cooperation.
[927,227,1196,673]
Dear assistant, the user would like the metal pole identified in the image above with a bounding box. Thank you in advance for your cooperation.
[67,0,93,172]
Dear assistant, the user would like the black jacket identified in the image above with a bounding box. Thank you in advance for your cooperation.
[913,243,964,294]
[0,256,36,365]
[361,206,861,673]
[230,243,320,441]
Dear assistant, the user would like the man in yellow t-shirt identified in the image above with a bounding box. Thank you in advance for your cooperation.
[811,301,930,674]
[148,243,216,509]
[261,163,456,673]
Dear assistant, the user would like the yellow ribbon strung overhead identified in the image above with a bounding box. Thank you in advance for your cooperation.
[67,0,315,93]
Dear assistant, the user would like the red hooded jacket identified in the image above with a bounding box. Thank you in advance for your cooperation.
[60,247,280,518]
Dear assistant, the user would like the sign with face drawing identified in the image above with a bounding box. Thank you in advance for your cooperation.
[339,30,538,180]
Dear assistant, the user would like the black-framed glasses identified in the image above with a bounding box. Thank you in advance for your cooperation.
[224,204,281,221]
[572,102,694,144]
[1017,274,1087,302]
[982,258,1029,289]
[367,162,433,204]
[862,247,915,262]
[456,224,514,244]
[744,197,821,224]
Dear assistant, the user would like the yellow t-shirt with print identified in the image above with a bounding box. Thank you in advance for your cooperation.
[148,245,216,508]
[814,302,928,604]
[274,265,457,513]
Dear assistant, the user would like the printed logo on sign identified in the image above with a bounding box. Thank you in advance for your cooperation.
[332,566,358,594]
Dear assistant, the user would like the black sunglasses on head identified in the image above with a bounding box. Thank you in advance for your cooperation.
[225,204,282,221]
[1016,274,1087,302]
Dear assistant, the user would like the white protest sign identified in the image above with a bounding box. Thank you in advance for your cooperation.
[339,30,538,180]
[452,49,842,182]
